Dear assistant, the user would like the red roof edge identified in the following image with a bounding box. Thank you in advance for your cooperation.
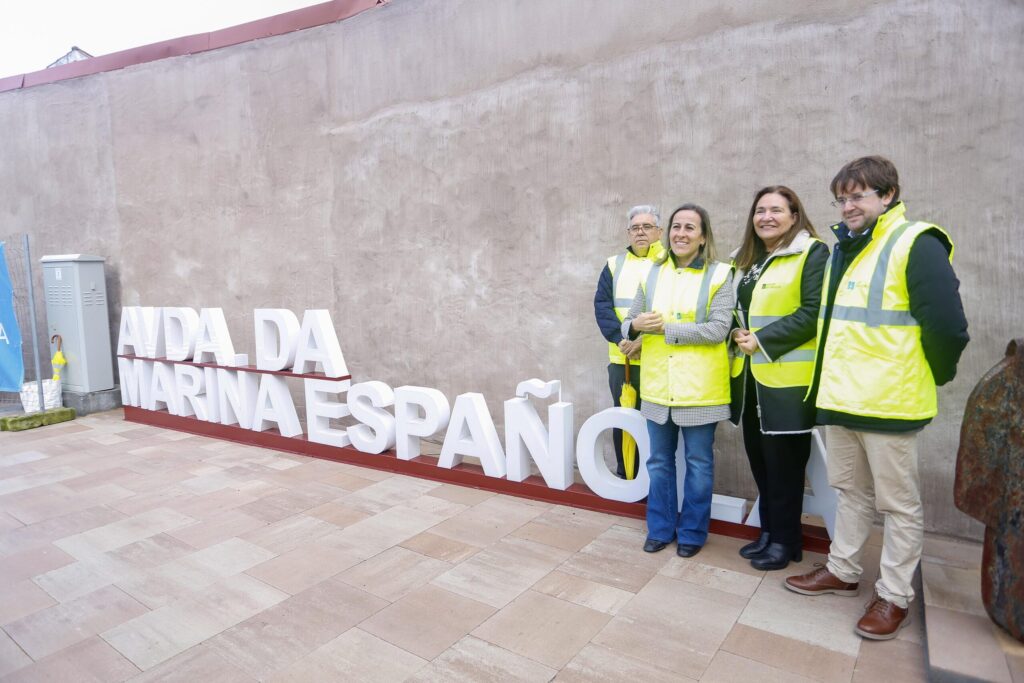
[1,0,384,94]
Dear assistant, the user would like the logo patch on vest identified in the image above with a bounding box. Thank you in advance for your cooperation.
[846,280,856,290]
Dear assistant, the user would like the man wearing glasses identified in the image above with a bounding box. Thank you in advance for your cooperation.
[593,205,664,478]
[786,156,969,640]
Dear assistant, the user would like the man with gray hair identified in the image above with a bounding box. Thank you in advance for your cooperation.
[593,205,664,477]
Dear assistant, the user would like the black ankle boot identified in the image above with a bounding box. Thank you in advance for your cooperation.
[739,532,770,559]
[750,542,802,570]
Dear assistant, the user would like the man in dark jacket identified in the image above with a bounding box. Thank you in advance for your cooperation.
[593,205,663,478]
[785,156,969,640]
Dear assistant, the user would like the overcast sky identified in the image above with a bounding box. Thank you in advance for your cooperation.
[0,0,321,79]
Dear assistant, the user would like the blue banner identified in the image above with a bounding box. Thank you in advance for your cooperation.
[0,242,24,392]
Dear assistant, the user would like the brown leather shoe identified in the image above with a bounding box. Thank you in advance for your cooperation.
[784,564,860,596]
[855,594,910,640]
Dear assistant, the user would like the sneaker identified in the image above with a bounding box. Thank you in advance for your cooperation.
[784,563,859,596]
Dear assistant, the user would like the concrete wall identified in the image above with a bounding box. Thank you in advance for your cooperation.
[1,0,1021,539]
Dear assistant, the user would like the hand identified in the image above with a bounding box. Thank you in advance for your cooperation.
[732,328,758,356]
[624,339,642,359]
[631,312,665,334]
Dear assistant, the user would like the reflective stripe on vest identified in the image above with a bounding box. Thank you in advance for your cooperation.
[814,207,954,420]
[745,238,821,389]
[639,260,731,407]
[607,242,662,364]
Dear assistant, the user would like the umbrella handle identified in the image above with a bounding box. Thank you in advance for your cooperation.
[51,334,62,352]
[624,358,631,384]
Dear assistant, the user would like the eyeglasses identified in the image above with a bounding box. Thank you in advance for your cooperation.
[831,189,879,208]
[627,223,658,235]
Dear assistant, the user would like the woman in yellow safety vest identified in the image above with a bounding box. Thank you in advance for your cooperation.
[729,186,829,570]
[622,204,733,558]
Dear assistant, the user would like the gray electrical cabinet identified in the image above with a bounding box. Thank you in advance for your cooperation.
[40,254,114,393]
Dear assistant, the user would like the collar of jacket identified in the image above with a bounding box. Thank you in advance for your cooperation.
[729,228,815,281]
[627,239,665,260]
[830,201,907,242]
[668,253,705,270]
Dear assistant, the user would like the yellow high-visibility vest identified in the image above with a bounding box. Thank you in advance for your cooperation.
[607,240,664,364]
[814,203,953,420]
[746,235,823,388]
[639,258,731,407]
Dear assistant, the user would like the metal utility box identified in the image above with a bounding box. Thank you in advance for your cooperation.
[40,254,114,393]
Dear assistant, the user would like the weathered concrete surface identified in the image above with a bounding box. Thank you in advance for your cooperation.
[1,0,1021,538]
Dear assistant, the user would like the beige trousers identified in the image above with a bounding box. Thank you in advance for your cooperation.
[824,425,923,609]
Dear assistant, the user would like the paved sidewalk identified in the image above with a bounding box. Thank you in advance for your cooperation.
[0,411,928,682]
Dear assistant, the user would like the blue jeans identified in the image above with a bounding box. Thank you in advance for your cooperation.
[645,419,717,546]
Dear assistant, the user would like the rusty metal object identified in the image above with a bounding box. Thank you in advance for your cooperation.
[955,338,1024,643]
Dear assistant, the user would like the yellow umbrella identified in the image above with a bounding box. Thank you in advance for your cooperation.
[620,358,639,479]
[50,334,67,382]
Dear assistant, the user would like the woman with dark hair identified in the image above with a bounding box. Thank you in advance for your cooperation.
[622,203,734,558]
[730,186,829,570]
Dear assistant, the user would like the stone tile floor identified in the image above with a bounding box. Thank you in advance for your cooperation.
[0,411,937,681]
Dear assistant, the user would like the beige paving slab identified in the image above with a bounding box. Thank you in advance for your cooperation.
[235,485,345,524]
[0,511,23,533]
[106,488,193,517]
[361,583,496,660]
[853,637,927,682]
[921,534,984,569]
[338,545,451,601]
[659,555,763,599]
[3,483,137,526]
[33,551,137,603]
[239,513,338,554]
[921,559,987,616]
[102,574,288,671]
[61,467,140,491]
[427,483,497,506]
[128,645,257,683]
[925,605,1012,683]
[410,635,557,683]
[558,524,672,593]
[177,537,278,577]
[738,562,866,657]
[0,505,125,556]
[432,535,572,608]
[402,491,471,520]
[304,500,372,528]
[0,636,140,683]
[5,584,149,659]
[245,541,363,595]
[556,642,687,682]
[685,533,772,577]
[168,487,260,520]
[340,475,440,513]
[107,533,197,570]
[165,509,267,549]
[532,569,635,616]
[0,450,49,468]
[593,574,747,680]
[0,542,75,584]
[474,589,611,669]
[315,470,381,492]
[55,507,198,555]
[117,538,277,608]
[0,581,55,626]
[266,627,427,682]
[721,623,856,683]
[207,577,388,679]
[400,531,481,564]
[0,465,85,497]
[511,504,617,552]
[0,628,31,679]
[323,504,448,560]
[429,494,547,547]
[703,650,821,682]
